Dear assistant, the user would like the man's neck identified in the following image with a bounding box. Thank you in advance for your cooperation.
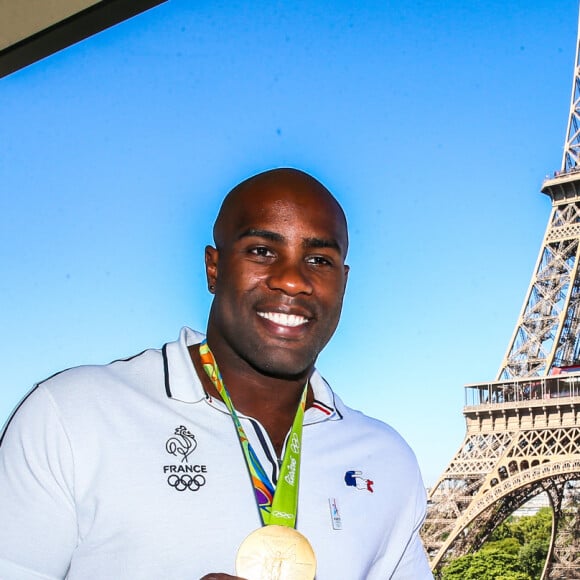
[188,342,313,457]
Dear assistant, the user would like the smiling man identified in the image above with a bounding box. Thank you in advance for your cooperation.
[0,168,432,579]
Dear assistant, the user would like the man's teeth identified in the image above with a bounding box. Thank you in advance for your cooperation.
[257,312,308,327]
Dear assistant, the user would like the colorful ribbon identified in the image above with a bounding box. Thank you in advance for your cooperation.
[199,340,306,527]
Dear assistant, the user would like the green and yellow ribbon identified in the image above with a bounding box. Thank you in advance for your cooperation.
[199,340,306,527]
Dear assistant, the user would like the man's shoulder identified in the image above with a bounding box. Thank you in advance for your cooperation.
[338,396,404,435]
[313,374,409,441]
[28,327,205,412]
[39,346,161,392]
[332,392,419,462]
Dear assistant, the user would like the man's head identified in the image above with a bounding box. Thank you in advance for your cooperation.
[205,168,349,380]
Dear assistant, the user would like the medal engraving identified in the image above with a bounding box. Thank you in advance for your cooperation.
[236,525,316,580]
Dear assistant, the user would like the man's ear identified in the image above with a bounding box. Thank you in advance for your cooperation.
[205,246,219,293]
[343,264,350,291]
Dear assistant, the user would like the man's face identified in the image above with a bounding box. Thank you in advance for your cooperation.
[206,182,349,379]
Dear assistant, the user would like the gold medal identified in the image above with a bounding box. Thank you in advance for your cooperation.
[235,525,316,580]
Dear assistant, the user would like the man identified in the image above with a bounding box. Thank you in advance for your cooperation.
[0,168,432,579]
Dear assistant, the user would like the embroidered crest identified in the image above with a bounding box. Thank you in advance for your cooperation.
[344,470,374,493]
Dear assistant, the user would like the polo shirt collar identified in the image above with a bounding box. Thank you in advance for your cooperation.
[162,327,207,403]
[164,327,341,423]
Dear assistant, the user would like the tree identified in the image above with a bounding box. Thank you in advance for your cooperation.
[519,539,549,578]
[440,507,552,580]
[441,550,532,580]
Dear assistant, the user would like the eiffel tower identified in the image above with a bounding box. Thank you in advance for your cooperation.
[421,11,580,580]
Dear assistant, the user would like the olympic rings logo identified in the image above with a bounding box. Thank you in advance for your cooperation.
[272,510,294,519]
[167,473,206,492]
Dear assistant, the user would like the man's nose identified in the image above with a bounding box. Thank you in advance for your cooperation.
[266,259,313,295]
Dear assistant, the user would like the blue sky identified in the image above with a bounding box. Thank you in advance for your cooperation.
[1,0,578,486]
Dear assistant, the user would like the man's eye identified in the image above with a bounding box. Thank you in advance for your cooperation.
[249,247,274,258]
[306,256,332,266]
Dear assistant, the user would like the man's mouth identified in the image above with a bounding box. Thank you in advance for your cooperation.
[257,311,309,328]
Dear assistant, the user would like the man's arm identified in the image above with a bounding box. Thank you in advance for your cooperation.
[367,464,434,580]
[389,523,434,579]
[0,386,77,579]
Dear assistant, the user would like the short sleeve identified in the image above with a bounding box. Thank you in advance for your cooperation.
[390,526,434,579]
[0,385,77,579]
[367,462,434,580]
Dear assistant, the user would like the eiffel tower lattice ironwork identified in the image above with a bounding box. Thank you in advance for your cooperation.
[421,11,580,580]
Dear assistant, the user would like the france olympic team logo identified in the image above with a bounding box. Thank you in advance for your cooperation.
[164,425,208,492]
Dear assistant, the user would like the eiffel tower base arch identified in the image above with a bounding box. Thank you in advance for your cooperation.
[422,405,580,578]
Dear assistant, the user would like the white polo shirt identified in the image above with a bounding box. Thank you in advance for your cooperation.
[0,328,432,579]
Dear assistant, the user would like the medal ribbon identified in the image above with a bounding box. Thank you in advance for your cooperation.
[199,340,306,528]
